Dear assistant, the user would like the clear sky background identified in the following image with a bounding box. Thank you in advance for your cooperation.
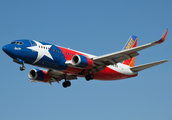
[0,0,172,120]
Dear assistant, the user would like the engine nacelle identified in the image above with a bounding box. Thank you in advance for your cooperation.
[28,69,50,83]
[71,55,93,69]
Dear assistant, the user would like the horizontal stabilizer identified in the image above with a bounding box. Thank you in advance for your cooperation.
[130,60,169,72]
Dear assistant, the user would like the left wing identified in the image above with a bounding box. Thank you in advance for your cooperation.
[130,60,169,72]
[92,29,168,66]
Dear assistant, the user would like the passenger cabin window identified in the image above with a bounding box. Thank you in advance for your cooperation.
[37,46,63,53]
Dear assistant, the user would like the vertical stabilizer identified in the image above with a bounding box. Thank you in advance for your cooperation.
[121,35,137,67]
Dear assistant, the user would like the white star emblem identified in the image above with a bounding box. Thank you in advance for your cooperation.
[27,40,54,64]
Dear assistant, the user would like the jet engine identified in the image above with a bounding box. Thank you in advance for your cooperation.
[71,55,93,69]
[28,69,50,82]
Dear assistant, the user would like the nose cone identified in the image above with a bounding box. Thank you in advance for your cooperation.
[2,44,15,57]
[2,45,8,53]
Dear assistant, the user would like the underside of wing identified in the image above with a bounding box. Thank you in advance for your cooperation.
[29,69,77,84]
[47,69,77,81]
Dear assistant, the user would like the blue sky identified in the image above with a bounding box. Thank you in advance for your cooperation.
[0,0,172,120]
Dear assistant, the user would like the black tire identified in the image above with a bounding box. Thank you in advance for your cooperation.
[66,81,71,87]
[62,82,68,88]
[20,66,25,71]
[62,81,71,88]
[85,75,90,81]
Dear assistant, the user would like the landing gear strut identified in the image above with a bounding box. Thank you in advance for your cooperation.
[13,58,26,71]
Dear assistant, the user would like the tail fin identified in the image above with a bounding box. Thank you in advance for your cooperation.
[121,35,137,67]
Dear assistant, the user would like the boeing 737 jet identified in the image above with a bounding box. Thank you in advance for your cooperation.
[2,29,169,88]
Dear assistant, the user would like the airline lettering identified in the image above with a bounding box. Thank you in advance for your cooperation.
[14,47,21,50]
[125,38,134,49]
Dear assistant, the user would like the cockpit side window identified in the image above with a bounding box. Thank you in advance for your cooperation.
[11,41,23,45]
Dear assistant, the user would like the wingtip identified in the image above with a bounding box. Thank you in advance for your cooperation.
[155,29,168,44]
[166,59,170,62]
[162,29,168,40]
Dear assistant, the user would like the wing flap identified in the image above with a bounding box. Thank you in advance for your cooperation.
[130,60,169,72]
[48,69,77,81]
[112,52,139,63]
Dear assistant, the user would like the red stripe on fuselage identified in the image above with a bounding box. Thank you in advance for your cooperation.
[58,46,85,60]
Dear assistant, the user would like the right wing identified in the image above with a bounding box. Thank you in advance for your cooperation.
[92,29,168,66]
[47,69,77,81]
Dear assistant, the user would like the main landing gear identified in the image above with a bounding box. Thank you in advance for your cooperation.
[62,75,71,88]
[62,81,71,88]
[85,74,94,81]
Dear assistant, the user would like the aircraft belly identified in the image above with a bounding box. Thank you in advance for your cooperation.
[62,67,83,75]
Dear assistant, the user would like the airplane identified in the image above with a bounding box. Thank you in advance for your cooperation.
[2,29,169,88]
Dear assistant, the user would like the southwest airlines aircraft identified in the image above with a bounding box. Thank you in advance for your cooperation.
[2,29,169,88]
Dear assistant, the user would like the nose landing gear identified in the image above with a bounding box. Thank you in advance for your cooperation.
[20,65,25,71]
[13,58,26,71]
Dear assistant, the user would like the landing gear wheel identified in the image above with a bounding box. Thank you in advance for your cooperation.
[66,81,71,87]
[63,82,67,88]
[20,66,25,71]
[85,75,90,81]
[62,81,71,88]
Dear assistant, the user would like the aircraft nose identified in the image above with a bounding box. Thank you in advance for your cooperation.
[2,44,12,55]
[2,45,8,53]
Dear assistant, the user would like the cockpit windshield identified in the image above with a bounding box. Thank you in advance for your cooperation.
[11,41,23,45]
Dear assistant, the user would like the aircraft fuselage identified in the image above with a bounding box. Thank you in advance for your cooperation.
[2,39,137,81]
